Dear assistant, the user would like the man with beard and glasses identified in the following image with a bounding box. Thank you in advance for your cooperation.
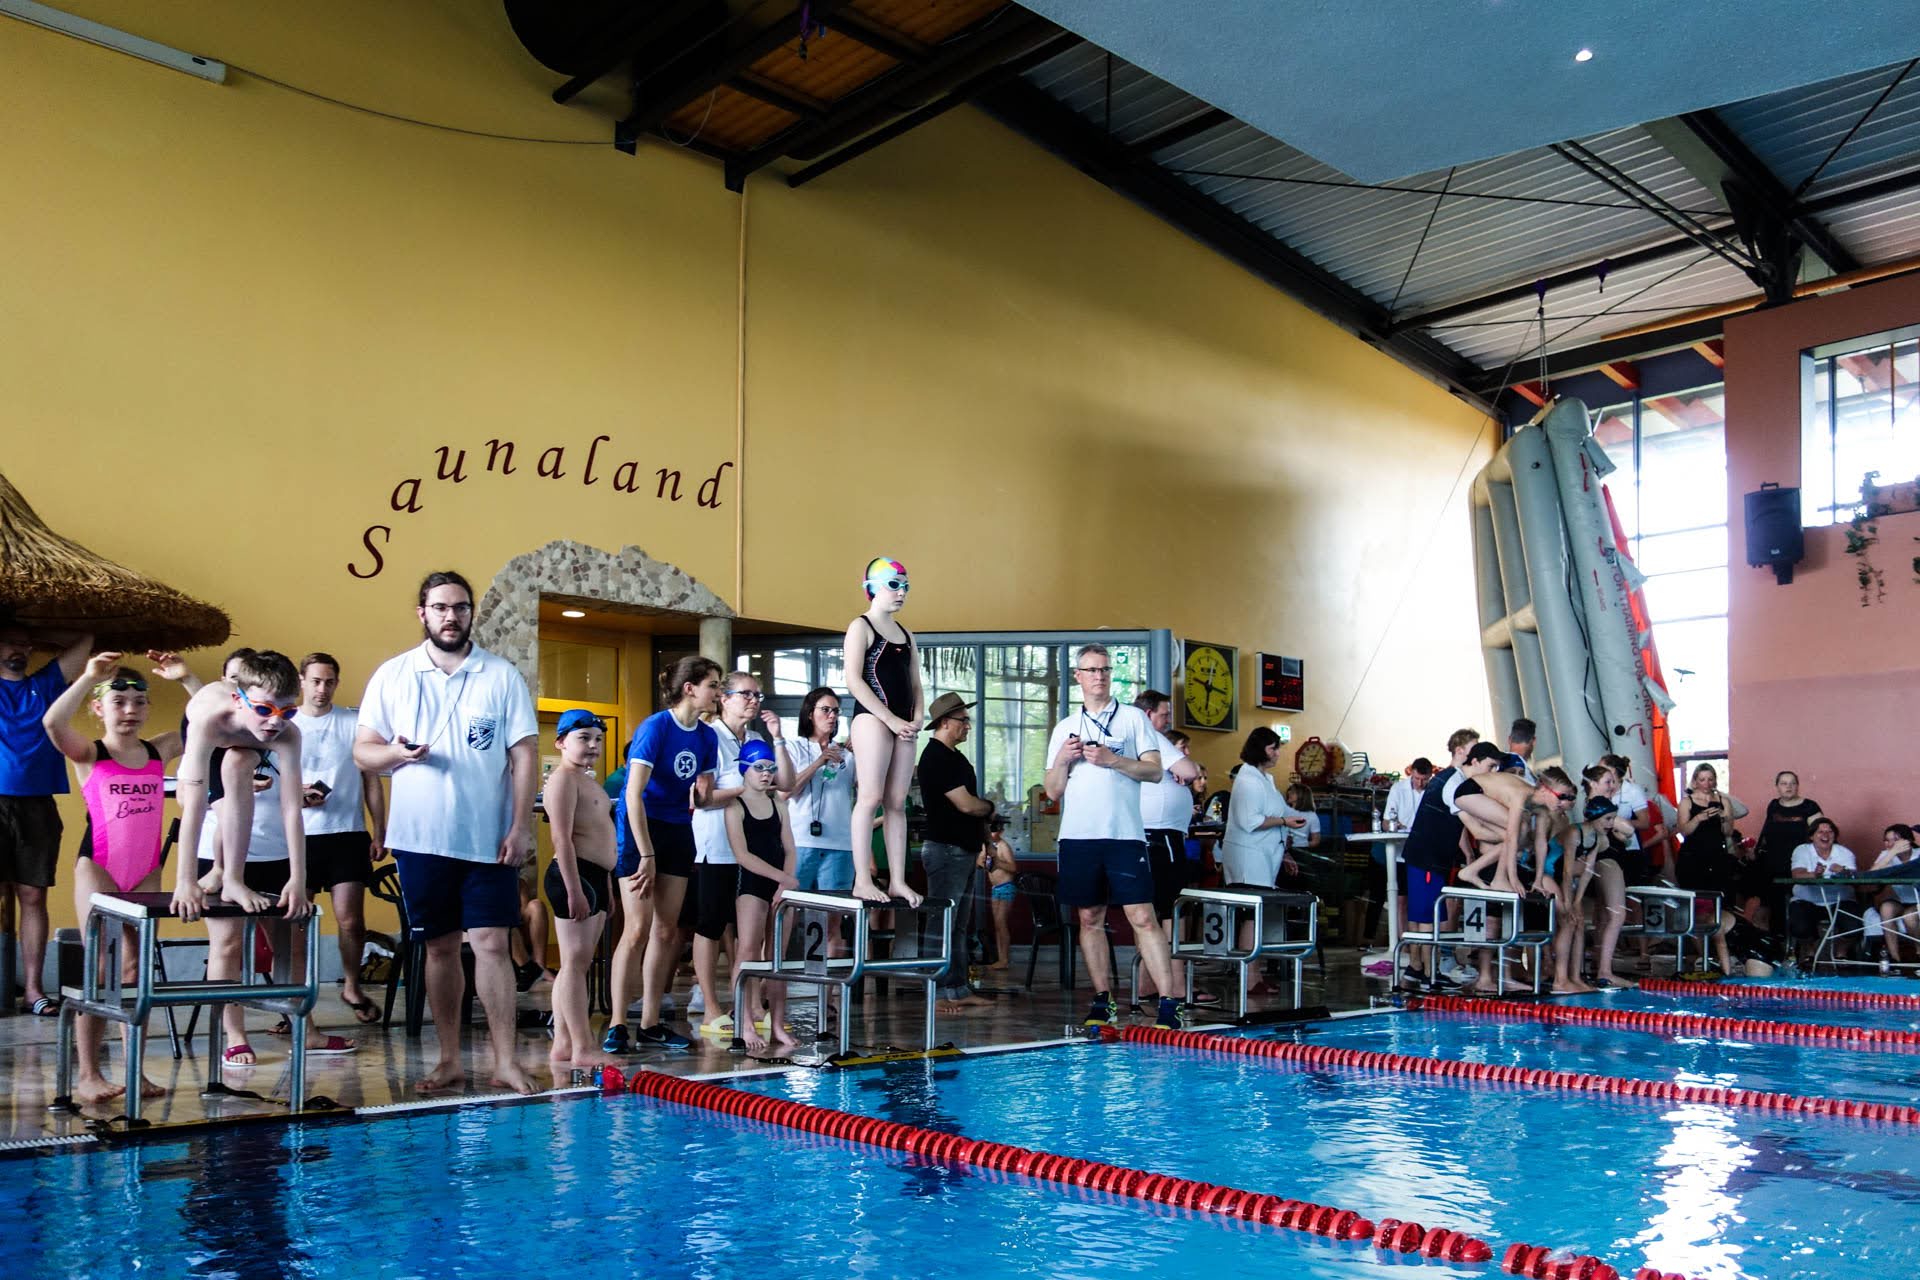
[355,571,539,1095]
[0,619,92,1016]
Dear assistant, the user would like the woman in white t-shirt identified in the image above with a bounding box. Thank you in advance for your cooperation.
[1788,816,1859,964]
[784,688,858,892]
[1222,728,1304,887]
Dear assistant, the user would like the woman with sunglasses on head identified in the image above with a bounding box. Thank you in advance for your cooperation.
[42,653,192,1103]
[844,557,923,908]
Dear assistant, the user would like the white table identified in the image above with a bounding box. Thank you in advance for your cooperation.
[1346,831,1410,950]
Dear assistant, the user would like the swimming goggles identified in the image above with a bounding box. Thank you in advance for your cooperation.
[234,686,299,720]
[868,577,910,592]
[746,761,779,774]
[102,676,148,693]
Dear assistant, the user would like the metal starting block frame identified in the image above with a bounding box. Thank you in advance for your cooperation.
[1393,886,1555,995]
[1621,885,1722,972]
[729,890,954,1061]
[52,891,322,1124]
[1162,887,1318,1019]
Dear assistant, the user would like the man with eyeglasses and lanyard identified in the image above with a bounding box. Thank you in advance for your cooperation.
[355,570,540,1095]
[0,620,92,1016]
[1043,643,1182,1031]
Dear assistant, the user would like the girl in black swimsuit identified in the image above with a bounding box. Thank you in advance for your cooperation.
[844,557,924,907]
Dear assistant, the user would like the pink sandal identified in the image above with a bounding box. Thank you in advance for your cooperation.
[223,1043,257,1068]
[307,1035,357,1055]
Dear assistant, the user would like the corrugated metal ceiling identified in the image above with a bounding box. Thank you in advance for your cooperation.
[1014,46,1920,377]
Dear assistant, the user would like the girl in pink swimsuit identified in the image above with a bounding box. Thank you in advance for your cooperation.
[44,651,186,1107]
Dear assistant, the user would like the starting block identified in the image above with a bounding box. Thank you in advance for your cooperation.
[1622,885,1722,971]
[1164,887,1318,1020]
[730,889,954,1062]
[1393,886,1554,995]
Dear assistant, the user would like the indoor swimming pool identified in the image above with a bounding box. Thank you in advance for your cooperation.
[6,980,1920,1280]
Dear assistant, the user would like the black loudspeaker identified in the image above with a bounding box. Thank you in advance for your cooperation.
[1744,482,1804,584]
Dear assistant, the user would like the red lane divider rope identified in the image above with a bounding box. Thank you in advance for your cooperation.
[1412,991,1920,1050]
[1114,1024,1920,1124]
[1502,1242,1619,1280]
[598,1066,1495,1259]
[1634,1269,1705,1280]
[1639,976,1920,1011]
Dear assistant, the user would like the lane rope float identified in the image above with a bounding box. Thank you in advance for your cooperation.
[598,1066,1494,1262]
[1638,977,1920,1011]
[1410,991,1920,1051]
[1113,1024,1920,1124]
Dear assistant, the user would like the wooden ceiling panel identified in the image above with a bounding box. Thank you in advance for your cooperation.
[849,0,1010,45]
[749,29,898,104]
[662,86,799,152]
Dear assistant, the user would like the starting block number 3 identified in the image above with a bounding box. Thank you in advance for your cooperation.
[1202,904,1233,955]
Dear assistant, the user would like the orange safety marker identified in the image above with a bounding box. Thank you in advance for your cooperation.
[1411,991,1920,1051]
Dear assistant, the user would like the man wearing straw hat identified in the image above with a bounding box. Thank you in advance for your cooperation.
[0,619,92,1016]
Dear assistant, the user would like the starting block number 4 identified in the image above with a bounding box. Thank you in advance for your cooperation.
[1202,903,1234,956]
[1460,901,1503,943]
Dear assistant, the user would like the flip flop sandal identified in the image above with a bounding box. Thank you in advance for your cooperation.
[267,1017,293,1037]
[224,1043,258,1068]
[697,1015,736,1038]
[342,995,381,1025]
[306,1036,357,1055]
[28,996,60,1017]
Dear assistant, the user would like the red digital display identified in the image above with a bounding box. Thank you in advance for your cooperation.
[1258,653,1304,712]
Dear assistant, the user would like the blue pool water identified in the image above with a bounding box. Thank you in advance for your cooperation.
[9,983,1920,1280]
[745,1028,1920,1280]
[0,1092,1449,1280]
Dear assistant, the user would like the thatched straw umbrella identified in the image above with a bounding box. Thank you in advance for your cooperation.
[0,469,230,651]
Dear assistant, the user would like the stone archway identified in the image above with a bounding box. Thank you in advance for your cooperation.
[474,540,735,692]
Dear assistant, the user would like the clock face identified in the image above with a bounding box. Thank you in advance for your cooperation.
[1183,643,1236,729]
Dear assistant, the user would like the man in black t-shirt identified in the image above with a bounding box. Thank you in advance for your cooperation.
[917,692,994,1011]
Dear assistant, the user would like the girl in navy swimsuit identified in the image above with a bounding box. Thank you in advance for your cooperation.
[844,557,924,907]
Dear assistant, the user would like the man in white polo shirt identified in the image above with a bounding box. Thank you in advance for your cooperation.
[1043,644,1179,1031]
[354,570,539,1095]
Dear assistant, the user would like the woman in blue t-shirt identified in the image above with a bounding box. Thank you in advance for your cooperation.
[604,655,722,1054]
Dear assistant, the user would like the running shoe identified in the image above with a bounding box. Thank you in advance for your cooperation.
[688,987,706,1015]
[1083,992,1117,1028]
[602,1023,633,1055]
[1444,962,1479,985]
[1153,997,1182,1030]
[637,1023,694,1050]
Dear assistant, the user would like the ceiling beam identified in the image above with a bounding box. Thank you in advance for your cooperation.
[828,10,930,65]
[726,10,1061,188]
[547,0,720,104]
[788,31,1081,187]
[729,72,829,121]
[607,0,853,135]
[1551,141,1757,279]
[972,78,1490,407]
[1388,235,1713,334]
[1468,316,1729,395]
[1692,338,1726,368]
[1669,110,1859,277]
[1126,106,1233,156]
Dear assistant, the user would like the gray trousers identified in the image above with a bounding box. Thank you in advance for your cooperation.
[920,840,977,999]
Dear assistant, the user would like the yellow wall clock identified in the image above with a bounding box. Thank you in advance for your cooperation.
[1180,639,1238,732]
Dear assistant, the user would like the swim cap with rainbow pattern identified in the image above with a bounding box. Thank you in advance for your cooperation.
[863,557,908,598]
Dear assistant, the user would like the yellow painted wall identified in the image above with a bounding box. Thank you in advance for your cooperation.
[4,2,1491,937]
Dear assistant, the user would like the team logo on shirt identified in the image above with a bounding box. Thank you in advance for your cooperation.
[673,749,698,780]
[467,715,498,751]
